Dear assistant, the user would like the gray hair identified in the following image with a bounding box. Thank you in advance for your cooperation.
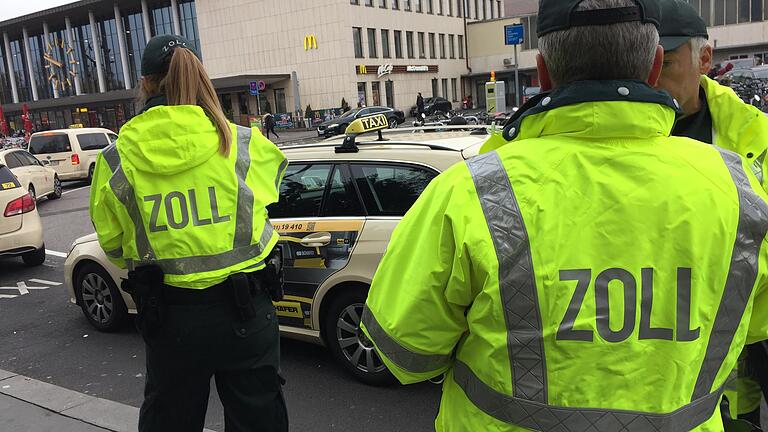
[690,37,709,69]
[538,0,660,86]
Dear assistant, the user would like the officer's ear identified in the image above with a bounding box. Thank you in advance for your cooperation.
[536,53,553,92]
[647,45,664,87]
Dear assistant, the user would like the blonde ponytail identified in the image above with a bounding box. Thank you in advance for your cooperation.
[161,48,232,156]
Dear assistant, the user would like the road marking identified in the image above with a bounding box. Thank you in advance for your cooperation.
[45,249,68,258]
[62,185,90,196]
[28,278,62,286]
[0,280,57,296]
[0,295,17,299]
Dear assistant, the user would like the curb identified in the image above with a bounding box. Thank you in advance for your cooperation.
[0,369,216,432]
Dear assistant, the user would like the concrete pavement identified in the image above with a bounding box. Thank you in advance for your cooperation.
[0,369,217,432]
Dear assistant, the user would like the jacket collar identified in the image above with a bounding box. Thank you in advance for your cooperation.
[502,80,682,142]
[140,94,168,114]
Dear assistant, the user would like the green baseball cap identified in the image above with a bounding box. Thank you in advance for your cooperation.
[658,0,709,52]
[537,0,661,37]
[141,34,199,76]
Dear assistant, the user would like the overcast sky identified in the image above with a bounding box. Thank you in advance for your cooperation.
[0,0,79,22]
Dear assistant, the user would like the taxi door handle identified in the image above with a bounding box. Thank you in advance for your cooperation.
[300,232,331,247]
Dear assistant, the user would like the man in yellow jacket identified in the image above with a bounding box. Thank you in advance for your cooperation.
[655,0,768,425]
[362,0,768,431]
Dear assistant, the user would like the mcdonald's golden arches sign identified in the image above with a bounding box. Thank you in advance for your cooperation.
[304,34,318,50]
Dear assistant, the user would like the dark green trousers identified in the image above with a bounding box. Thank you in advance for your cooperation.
[138,288,288,432]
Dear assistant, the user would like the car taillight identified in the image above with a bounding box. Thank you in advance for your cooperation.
[4,193,36,217]
[72,154,80,165]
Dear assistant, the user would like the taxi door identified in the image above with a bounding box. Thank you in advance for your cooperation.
[269,162,365,330]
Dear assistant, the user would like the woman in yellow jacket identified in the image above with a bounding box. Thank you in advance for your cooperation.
[89,35,288,432]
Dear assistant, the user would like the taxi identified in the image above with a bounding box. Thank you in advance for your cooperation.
[64,114,490,385]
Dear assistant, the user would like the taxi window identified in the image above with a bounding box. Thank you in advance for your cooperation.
[0,165,20,190]
[322,165,364,217]
[351,163,438,217]
[29,134,71,155]
[3,152,24,169]
[77,133,110,151]
[268,163,333,218]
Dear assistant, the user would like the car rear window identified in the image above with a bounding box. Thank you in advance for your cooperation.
[29,134,71,155]
[77,133,110,151]
[0,165,20,190]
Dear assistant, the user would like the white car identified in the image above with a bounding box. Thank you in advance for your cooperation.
[28,128,118,183]
[65,117,489,384]
[0,163,45,266]
[0,149,62,201]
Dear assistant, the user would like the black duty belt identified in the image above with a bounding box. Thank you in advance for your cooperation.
[161,273,262,306]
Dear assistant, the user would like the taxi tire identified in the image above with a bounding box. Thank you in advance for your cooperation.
[87,165,95,185]
[49,176,62,200]
[75,263,128,332]
[323,289,396,387]
[22,246,46,266]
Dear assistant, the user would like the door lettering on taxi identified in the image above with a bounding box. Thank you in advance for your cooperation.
[556,267,700,343]
[144,187,230,232]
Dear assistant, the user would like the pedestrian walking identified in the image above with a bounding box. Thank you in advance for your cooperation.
[655,0,768,427]
[362,1,768,431]
[416,92,425,117]
[89,34,289,432]
[264,112,280,140]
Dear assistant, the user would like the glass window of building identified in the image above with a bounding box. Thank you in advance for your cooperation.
[725,0,737,24]
[431,78,439,97]
[98,18,126,91]
[28,33,51,100]
[381,30,391,58]
[739,0,750,22]
[491,0,495,18]
[449,34,455,58]
[458,34,464,58]
[429,33,436,58]
[353,27,364,58]
[752,0,763,21]
[357,82,368,106]
[393,0,400,8]
[418,32,426,58]
[152,3,174,36]
[125,11,148,87]
[498,0,502,17]
[700,0,711,25]
[52,29,77,97]
[366,0,374,6]
[451,78,458,101]
[380,0,388,7]
[713,0,724,25]
[457,0,463,17]
[10,39,32,102]
[179,1,201,52]
[405,0,412,11]
[351,0,359,4]
[367,28,378,58]
[406,31,415,58]
[523,16,539,50]
[442,79,448,99]
[428,0,434,13]
[448,0,453,15]
[0,43,12,104]
[439,33,446,58]
[385,80,395,108]
[72,22,99,94]
[394,30,403,58]
[475,0,480,19]
[417,0,423,12]
[372,81,381,106]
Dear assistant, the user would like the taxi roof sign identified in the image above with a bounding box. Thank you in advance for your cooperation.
[336,113,389,153]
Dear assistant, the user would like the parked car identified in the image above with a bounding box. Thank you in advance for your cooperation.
[0,149,62,201]
[316,106,404,138]
[65,115,489,385]
[0,163,45,266]
[28,128,118,184]
[409,96,453,117]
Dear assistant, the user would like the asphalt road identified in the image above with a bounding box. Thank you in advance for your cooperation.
[0,181,441,432]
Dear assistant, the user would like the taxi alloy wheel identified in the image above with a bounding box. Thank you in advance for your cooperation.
[76,263,128,332]
[388,118,398,129]
[324,290,395,386]
[50,176,62,200]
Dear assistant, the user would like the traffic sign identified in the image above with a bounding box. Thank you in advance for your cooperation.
[249,81,259,96]
[504,24,524,46]
[258,80,266,91]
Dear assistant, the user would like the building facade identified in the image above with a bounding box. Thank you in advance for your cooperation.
[0,0,507,133]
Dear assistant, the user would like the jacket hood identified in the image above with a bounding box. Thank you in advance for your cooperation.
[700,75,768,160]
[116,105,221,175]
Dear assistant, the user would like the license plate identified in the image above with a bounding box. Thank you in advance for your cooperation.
[1,182,15,190]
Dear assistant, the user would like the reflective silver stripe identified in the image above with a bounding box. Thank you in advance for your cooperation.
[454,360,724,432]
[102,145,156,262]
[233,126,255,249]
[466,152,547,403]
[692,148,768,399]
[105,247,123,259]
[146,219,274,275]
[276,158,288,191]
[751,150,766,185]
[362,305,452,374]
